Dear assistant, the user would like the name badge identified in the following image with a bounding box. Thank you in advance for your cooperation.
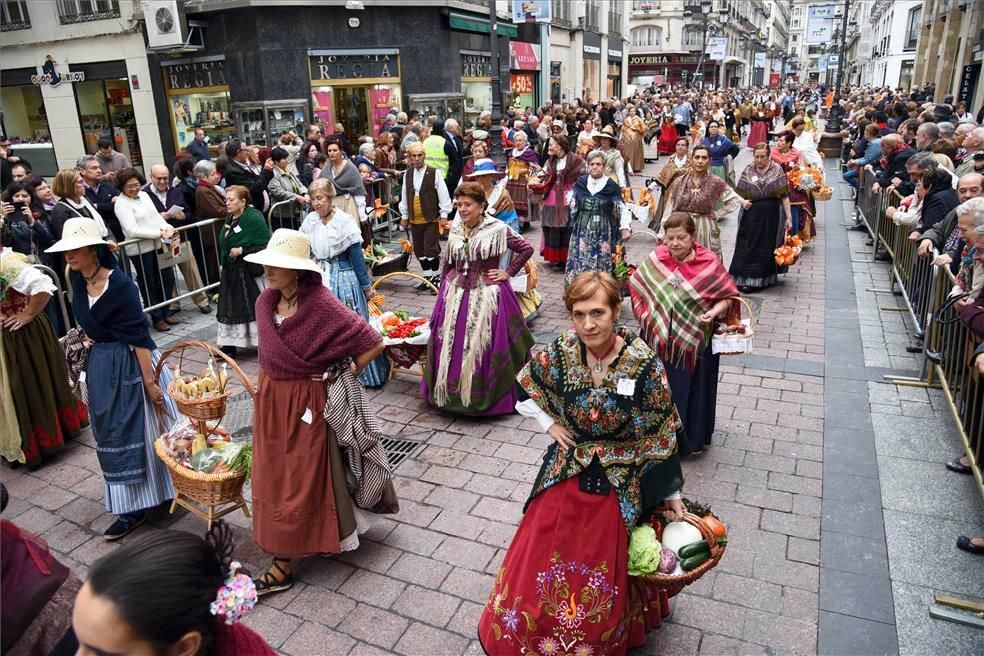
[79,371,87,383]
[301,408,313,424]
[233,225,242,234]
[715,140,722,147]
[617,378,636,396]
[751,175,759,182]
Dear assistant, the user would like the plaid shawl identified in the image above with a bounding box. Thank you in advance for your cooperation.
[628,243,739,373]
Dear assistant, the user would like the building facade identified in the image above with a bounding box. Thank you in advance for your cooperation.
[850,0,920,90]
[912,0,984,108]
[0,0,163,175]
[547,0,629,104]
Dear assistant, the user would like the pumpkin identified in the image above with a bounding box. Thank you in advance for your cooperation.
[702,514,727,539]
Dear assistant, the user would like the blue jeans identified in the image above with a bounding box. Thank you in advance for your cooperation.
[843,167,859,189]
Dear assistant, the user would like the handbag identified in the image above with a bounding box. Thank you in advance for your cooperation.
[63,327,91,405]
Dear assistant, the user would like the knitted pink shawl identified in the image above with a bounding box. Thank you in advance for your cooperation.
[256,280,381,380]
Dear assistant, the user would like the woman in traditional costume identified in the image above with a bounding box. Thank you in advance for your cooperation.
[422,183,534,415]
[700,120,736,184]
[1,248,88,467]
[747,104,771,148]
[629,213,741,454]
[245,229,399,596]
[45,218,177,540]
[621,106,646,172]
[660,145,748,259]
[300,178,390,387]
[790,116,824,168]
[478,271,686,655]
[216,185,271,358]
[566,150,633,286]
[593,125,628,188]
[730,143,794,293]
[657,104,680,156]
[324,138,373,246]
[643,109,660,163]
[469,160,543,322]
[771,132,817,242]
[528,134,585,269]
[506,131,541,231]
[649,137,691,231]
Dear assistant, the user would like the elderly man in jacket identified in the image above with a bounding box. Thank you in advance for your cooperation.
[143,163,212,314]
[222,139,272,211]
[78,154,123,241]
[918,173,984,267]
[955,128,984,178]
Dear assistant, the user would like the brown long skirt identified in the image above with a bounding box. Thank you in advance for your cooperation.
[251,376,357,558]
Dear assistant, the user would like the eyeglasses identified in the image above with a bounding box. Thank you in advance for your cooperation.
[152,176,169,181]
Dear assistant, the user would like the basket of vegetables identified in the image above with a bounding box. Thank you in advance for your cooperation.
[612,245,637,298]
[152,341,255,528]
[366,239,413,276]
[629,501,728,589]
[374,310,431,369]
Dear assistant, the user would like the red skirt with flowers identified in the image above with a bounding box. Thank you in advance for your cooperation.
[478,476,674,655]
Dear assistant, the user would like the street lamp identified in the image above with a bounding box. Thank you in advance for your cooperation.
[684,1,729,89]
[825,0,856,134]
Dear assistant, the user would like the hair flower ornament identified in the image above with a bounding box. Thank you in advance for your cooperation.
[210,561,257,624]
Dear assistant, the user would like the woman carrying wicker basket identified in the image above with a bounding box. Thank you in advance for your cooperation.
[244,229,399,596]
[628,213,741,455]
[45,218,178,540]
[478,271,686,655]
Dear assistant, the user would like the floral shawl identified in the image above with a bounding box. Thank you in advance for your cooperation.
[628,243,739,373]
[736,162,790,201]
[518,327,684,530]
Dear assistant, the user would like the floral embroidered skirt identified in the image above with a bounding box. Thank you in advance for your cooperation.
[478,477,674,655]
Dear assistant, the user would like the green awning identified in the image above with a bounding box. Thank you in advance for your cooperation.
[449,11,518,37]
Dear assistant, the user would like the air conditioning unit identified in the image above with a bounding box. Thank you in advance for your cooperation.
[143,0,189,48]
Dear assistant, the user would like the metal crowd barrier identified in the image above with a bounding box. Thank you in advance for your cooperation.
[854,169,983,499]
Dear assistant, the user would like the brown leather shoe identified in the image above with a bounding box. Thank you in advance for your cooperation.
[164,316,181,325]
[154,320,170,331]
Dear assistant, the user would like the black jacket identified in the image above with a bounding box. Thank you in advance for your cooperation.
[223,160,268,210]
[84,181,122,241]
[916,188,960,235]
[874,146,914,190]
[444,134,464,192]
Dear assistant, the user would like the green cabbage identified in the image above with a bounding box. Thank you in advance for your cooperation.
[627,525,662,576]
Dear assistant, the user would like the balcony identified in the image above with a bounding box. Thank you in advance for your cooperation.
[608,11,623,37]
[0,0,31,31]
[585,3,600,32]
[56,0,120,24]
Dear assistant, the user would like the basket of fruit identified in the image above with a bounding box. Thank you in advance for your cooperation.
[152,341,255,527]
[374,310,431,370]
[711,296,755,355]
[774,233,803,267]
[631,501,728,589]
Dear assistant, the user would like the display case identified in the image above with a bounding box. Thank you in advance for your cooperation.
[407,94,464,129]
[232,100,309,148]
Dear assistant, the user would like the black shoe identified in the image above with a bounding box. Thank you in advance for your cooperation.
[946,459,973,475]
[414,279,431,291]
[104,513,146,541]
[874,252,891,262]
[956,536,984,555]
[199,304,213,314]
[220,345,238,358]
[905,342,924,354]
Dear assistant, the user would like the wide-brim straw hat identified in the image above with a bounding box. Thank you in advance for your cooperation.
[592,125,617,143]
[45,217,105,253]
[243,229,321,273]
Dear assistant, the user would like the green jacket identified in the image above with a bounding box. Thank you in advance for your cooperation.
[218,205,270,266]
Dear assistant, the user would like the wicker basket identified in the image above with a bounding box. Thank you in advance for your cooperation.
[369,272,439,378]
[711,297,755,356]
[640,512,727,589]
[153,341,255,528]
[813,185,833,201]
[370,250,411,276]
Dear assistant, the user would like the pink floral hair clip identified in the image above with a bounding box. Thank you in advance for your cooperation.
[209,561,257,624]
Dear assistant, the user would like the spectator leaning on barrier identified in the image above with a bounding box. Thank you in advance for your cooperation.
[909,166,960,240]
[918,173,984,269]
[844,123,882,190]
[871,134,914,195]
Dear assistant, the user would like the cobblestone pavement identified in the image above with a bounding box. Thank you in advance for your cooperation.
[5,147,982,655]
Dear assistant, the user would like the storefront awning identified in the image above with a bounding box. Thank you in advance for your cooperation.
[449,11,518,38]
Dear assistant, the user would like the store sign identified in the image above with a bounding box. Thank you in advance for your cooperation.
[164,60,227,90]
[462,53,492,78]
[608,49,622,59]
[958,63,980,105]
[511,73,535,95]
[513,0,551,23]
[510,42,540,71]
[708,37,728,62]
[806,5,835,45]
[754,52,766,69]
[31,56,84,86]
[309,53,399,81]
[584,45,601,55]
[628,54,699,66]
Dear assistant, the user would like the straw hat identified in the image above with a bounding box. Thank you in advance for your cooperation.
[243,229,321,273]
[592,125,618,144]
[467,158,499,177]
[45,217,105,253]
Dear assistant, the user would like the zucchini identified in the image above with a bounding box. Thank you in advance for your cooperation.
[680,551,710,572]
[677,540,712,559]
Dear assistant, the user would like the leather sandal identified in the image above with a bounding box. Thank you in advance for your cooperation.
[253,558,293,596]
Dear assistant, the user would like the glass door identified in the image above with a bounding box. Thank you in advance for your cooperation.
[335,86,368,139]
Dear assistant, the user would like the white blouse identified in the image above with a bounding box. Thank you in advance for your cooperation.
[114,191,171,256]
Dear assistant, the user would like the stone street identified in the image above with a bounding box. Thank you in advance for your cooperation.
[4,149,982,656]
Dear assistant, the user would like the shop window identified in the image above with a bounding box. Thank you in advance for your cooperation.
[0,85,50,142]
[582,60,600,104]
[56,0,120,24]
[462,82,492,130]
[169,91,232,153]
[75,78,143,170]
[312,84,402,139]
[1,0,31,31]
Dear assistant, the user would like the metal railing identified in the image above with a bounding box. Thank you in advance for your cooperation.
[854,166,983,499]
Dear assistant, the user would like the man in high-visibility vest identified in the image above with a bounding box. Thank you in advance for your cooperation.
[400,143,452,290]
[423,119,450,181]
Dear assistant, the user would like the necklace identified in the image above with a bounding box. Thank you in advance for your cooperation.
[281,290,299,311]
[587,334,618,373]
[81,265,101,286]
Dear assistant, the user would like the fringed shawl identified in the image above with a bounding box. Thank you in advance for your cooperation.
[628,243,739,373]
[669,171,728,216]
[256,281,381,380]
[736,162,790,201]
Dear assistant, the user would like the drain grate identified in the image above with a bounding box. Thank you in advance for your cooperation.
[214,390,424,469]
[381,437,425,470]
